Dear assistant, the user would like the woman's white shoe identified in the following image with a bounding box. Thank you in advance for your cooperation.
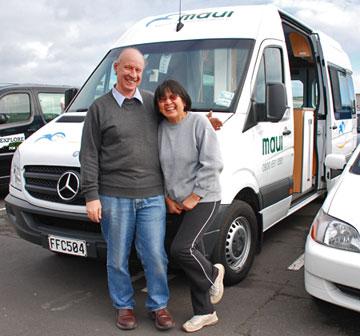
[182,312,218,332]
[210,264,225,304]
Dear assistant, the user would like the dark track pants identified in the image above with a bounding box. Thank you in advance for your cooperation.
[170,201,220,315]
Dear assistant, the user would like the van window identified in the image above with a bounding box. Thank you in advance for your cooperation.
[265,48,283,83]
[69,39,254,113]
[251,47,284,122]
[329,66,355,120]
[253,57,265,104]
[94,73,108,101]
[292,80,304,108]
[0,93,31,124]
[290,67,318,109]
[38,93,65,122]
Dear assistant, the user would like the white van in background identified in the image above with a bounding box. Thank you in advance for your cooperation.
[5,5,357,285]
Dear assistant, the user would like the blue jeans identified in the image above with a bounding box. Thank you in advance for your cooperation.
[100,195,169,311]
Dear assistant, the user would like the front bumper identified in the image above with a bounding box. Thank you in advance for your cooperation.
[304,235,360,312]
[5,194,106,258]
[5,193,227,260]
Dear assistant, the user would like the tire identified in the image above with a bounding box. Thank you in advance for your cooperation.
[214,200,258,285]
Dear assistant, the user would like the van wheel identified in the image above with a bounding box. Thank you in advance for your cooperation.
[214,200,258,285]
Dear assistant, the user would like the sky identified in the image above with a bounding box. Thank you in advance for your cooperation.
[0,0,359,91]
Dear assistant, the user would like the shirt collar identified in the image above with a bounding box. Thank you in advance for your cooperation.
[111,86,143,107]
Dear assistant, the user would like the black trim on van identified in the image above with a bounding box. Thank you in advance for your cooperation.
[259,177,292,209]
[56,115,86,123]
[279,11,313,35]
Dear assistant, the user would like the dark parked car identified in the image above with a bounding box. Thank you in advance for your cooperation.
[0,84,72,189]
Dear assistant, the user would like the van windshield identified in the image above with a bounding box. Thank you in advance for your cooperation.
[69,39,254,112]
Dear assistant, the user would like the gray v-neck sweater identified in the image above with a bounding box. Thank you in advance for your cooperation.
[80,90,163,201]
[158,112,223,203]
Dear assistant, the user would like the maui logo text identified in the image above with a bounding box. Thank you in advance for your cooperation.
[146,10,234,27]
[262,136,283,155]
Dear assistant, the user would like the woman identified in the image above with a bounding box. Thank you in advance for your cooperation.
[154,79,224,333]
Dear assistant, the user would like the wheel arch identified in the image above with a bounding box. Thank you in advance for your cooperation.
[234,187,264,253]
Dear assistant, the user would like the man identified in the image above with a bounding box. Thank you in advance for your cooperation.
[80,48,174,331]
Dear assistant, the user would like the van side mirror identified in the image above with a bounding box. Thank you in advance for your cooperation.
[266,83,287,122]
[325,153,346,170]
[64,88,79,109]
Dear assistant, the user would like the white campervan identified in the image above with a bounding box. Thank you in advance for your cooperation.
[6,5,357,285]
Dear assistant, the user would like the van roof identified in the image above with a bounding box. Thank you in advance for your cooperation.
[115,5,288,47]
[114,4,351,72]
[317,31,352,71]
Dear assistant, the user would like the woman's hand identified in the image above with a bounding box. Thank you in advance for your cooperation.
[165,197,183,214]
[207,110,223,131]
[86,199,102,223]
[182,193,201,211]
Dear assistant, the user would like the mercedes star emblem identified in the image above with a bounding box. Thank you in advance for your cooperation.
[57,171,80,201]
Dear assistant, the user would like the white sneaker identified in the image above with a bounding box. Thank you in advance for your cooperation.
[182,312,218,332]
[209,264,225,304]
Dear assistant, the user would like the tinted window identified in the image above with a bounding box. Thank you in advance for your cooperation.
[350,151,360,175]
[38,93,65,122]
[250,47,284,123]
[0,93,31,124]
[329,67,355,120]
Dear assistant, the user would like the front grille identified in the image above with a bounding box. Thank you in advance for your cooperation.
[32,213,101,234]
[24,165,85,205]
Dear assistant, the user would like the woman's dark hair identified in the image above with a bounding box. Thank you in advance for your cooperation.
[154,79,192,115]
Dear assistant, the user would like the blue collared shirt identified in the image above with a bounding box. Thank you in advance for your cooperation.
[111,87,143,107]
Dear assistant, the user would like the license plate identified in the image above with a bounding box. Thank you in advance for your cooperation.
[48,235,87,257]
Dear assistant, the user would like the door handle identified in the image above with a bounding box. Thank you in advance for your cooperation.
[332,125,338,130]
[282,129,291,136]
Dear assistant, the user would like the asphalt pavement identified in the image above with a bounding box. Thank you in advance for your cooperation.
[1,196,360,336]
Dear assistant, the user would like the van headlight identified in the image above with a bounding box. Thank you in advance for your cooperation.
[10,149,22,190]
[310,208,360,252]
